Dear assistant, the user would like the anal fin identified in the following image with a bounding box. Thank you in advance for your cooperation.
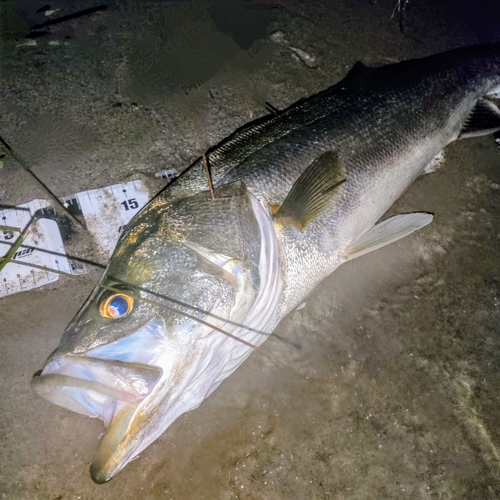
[421,151,445,175]
[345,213,433,261]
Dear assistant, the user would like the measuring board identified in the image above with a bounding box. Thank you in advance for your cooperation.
[0,180,152,298]
[65,180,151,258]
[0,200,77,297]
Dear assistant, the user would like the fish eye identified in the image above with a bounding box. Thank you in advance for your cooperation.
[99,293,134,319]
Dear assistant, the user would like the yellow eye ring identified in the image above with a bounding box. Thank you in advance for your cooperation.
[99,293,134,319]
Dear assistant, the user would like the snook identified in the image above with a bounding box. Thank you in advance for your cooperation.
[32,44,500,482]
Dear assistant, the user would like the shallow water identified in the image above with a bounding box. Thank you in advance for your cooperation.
[1,0,500,498]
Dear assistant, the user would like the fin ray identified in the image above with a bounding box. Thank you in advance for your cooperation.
[460,97,500,138]
[276,151,346,231]
[345,213,433,261]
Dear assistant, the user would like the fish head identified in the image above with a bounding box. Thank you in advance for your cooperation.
[31,181,282,482]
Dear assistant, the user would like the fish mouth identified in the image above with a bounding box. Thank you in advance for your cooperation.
[31,315,235,484]
[31,355,164,484]
[31,316,169,483]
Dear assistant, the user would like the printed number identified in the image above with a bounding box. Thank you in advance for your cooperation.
[120,198,139,211]
[2,231,14,240]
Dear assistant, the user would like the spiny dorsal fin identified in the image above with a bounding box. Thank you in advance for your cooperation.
[275,151,346,232]
[344,213,433,261]
[460,97,500,138]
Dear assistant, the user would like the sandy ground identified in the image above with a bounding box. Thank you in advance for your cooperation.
[1,0,500,498]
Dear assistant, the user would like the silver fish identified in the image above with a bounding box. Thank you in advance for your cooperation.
[32,44,500,483]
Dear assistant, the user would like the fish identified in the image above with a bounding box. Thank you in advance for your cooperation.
[31,44,500,483]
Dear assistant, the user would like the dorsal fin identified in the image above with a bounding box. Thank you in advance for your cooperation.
[275,151,346,232]
[341,61,375,84]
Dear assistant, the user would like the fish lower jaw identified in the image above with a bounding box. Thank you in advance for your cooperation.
[89,403,140,483]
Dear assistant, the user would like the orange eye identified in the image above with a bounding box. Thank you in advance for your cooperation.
[99,293,134,319]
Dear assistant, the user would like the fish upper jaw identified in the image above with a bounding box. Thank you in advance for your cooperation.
[31,355,164,421]
[31,316,170,421]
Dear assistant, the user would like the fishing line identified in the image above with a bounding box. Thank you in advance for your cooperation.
[0,135,84,227]
[3,257,299,372]
[0,238,276,336]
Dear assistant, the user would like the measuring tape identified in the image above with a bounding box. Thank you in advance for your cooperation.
[0,180,152,297]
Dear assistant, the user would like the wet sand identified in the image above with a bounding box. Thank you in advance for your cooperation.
[1,0,499,498]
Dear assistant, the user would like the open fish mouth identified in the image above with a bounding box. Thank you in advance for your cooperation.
[31,317,170,483]
[31,355,163,484]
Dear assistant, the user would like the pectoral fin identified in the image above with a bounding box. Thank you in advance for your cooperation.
[345,213,433,261]
[275,151,346,231]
